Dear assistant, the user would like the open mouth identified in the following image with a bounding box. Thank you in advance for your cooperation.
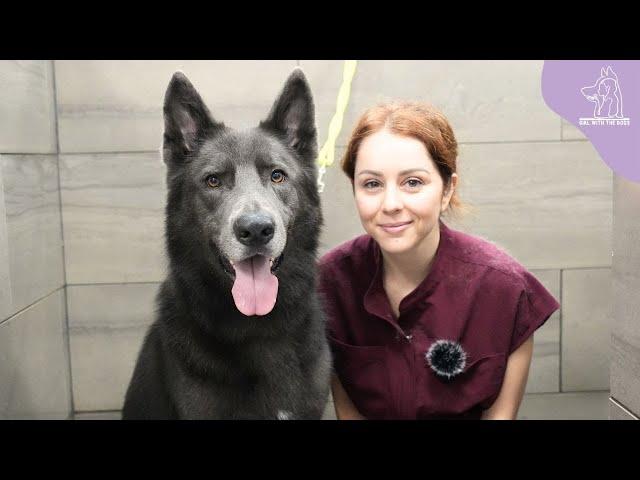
[219,254,283,276]
[218,254,283,317]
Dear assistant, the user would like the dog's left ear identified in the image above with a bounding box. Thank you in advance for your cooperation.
[163,71,223,166]
[260,68,317,162]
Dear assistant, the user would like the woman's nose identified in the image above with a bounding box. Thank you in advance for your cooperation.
[382,185,403,214]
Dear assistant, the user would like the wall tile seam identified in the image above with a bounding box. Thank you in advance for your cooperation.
[54,138,594,156]
[67,281,162,287]
[609,396,639,419]
[530,389,610,395]
[63,268,610,288]
[0,286,65,327]
[559,268,564,392]
[52,59,76,416]
[0,155,11,312]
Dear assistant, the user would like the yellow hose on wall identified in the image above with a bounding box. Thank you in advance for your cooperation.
[316,60,358,193]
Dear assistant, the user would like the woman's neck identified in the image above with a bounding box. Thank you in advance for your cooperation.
[381,224,441,287]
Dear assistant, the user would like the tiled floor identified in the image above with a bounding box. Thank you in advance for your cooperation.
[517,391,610,420]
[74,391,612,420]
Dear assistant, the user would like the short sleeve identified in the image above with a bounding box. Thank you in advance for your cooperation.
[509,272,561,354]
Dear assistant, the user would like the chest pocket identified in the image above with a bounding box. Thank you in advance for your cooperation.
[418,351,507,417]
[329,335,392,420]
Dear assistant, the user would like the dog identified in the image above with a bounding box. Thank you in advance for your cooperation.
[122,68,331,419]
[580,66,624,119]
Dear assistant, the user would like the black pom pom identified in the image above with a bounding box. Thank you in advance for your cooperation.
[425,340,467,380]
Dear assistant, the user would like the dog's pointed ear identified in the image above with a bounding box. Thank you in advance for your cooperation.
[601,67,607,76]
[163,71,222,165]
[260,68,317,162]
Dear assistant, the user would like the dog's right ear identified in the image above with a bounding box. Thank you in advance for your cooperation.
[259,68,317,164]
[163,72,223,165]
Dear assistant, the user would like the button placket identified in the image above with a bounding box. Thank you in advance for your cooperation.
[390,324,415,419]
[394,326,412,343]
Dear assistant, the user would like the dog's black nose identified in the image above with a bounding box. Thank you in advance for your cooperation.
[234,213,275,246]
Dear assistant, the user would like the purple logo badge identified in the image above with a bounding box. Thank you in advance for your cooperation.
[542,61,639,182]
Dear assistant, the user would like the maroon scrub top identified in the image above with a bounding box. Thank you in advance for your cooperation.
[317,220,560,419]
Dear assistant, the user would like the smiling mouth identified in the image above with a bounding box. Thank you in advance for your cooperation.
[380,221,412,228]
[379,221,412,232]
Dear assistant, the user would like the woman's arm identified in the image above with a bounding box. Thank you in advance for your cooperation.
[331,373,367,420]
[481,335,534,420]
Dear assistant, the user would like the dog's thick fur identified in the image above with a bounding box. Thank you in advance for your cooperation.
[122,69,331,419]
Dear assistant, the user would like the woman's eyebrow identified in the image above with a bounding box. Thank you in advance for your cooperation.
[356,168,431,176]
[399,168,431,175]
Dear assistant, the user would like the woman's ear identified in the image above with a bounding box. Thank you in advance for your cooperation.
[441,173,459,212]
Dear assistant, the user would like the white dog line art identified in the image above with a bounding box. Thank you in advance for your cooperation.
[580,66,624,119]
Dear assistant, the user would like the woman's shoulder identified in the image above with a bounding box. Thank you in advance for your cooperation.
[443,224,532,290]
[443,225,560,350]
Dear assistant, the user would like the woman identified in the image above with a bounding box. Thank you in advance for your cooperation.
[317,102,560,419]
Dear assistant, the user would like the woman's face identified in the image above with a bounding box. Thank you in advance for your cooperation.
[353,129,456,256]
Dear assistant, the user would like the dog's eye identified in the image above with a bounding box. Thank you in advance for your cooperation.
[271,170,286,184]
[206,175,221,188]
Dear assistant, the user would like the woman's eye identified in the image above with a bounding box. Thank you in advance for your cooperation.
[364,180,381,189]
[206,175,221,188]
[271,169,286,184]
[405,178,423,188]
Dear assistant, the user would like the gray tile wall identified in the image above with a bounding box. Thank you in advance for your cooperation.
[562,268,611,391]
[611,175,640,418]
[0,289,71,419]
[0,61,57,154]
[67,283,159,411]
[525,270,560,394]
[3,60,615,416]
[301,61,562,147]
[453,141,612,270]
[54,61,298,153]
[0,60,71,419]
[59,153,167,284]
[2,155,65,313]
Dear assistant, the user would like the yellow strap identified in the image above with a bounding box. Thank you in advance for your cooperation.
[316,60,358,193]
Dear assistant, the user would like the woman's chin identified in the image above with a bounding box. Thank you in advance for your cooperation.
[375,236,416,255]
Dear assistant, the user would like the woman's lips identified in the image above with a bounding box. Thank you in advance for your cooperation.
[379,221,412,234]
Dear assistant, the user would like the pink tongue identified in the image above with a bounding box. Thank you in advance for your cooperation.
[231,256,279,316]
